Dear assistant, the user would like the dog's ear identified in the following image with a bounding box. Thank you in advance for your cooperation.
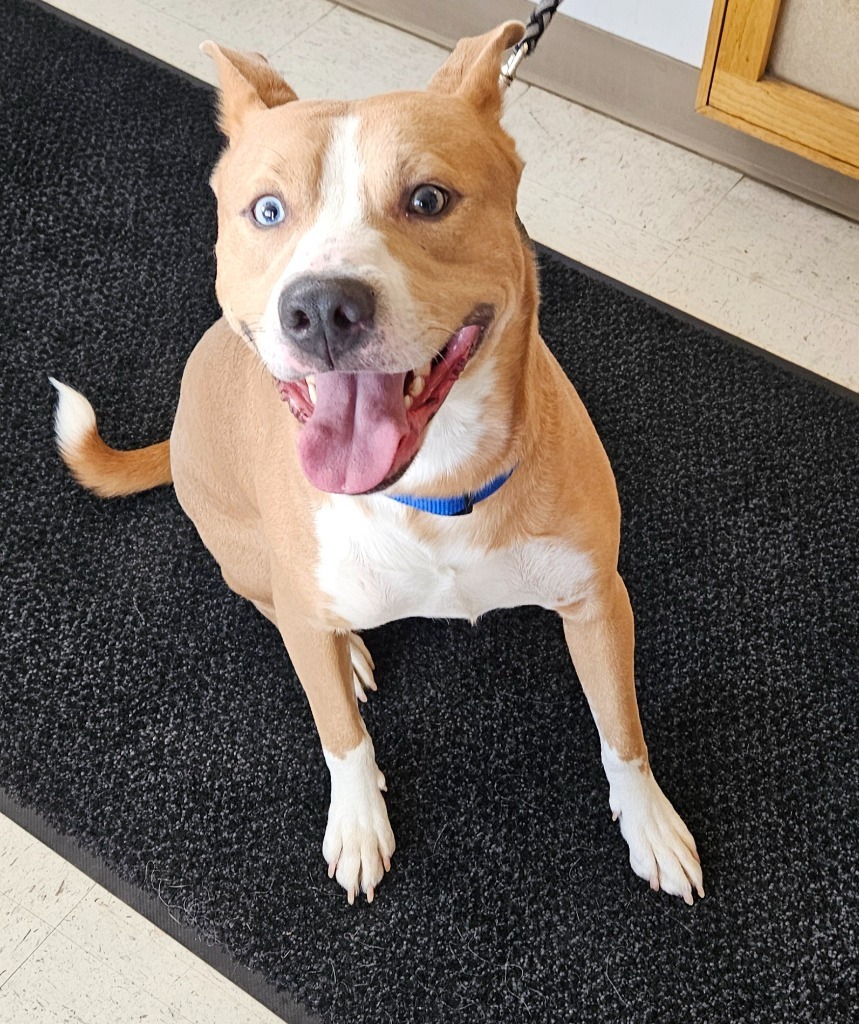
[426,21,525,117]
[201,41,298,138]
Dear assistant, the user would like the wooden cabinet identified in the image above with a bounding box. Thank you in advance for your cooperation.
[697,0,859,179]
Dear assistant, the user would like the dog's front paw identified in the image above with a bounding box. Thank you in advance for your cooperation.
[349,633,377,703]
[323,737,395,904]
[602,747,704,905]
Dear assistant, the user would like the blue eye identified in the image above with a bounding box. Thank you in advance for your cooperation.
[252,195,285,227]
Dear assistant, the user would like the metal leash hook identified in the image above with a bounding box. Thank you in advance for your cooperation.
[500,0,564,87]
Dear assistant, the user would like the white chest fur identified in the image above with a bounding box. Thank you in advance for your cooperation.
[314,495,595,630]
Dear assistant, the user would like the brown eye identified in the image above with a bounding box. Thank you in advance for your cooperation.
[408,184,448,217]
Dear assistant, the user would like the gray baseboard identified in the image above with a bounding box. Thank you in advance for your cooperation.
[337,0,858,222]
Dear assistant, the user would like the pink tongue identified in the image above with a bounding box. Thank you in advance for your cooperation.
[296,371,410,494]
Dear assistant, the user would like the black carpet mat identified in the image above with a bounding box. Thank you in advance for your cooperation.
[2,2,857,1021]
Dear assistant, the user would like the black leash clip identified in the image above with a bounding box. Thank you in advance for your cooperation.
[500,0,563,87]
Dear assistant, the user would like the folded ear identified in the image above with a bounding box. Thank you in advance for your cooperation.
[200,41,298,139]
[426,21,525,118]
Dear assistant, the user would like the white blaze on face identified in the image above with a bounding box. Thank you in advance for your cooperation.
[287,114,365,276]
[257,114,416,378]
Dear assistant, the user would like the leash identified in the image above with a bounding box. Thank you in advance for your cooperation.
[500,0,564,86]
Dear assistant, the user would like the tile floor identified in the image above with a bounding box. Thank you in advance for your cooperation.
[3,1,857,1021]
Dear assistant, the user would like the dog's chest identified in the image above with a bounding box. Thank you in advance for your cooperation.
[313,497,594,629]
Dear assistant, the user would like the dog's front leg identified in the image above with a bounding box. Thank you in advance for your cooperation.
[560,573,704,904]
[273,599,394,904]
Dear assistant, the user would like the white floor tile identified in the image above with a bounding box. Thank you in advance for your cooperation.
[684,176,859,327]
[57,886,281,1023]
[0,816,93,928]
[503,86,743,245]
[0,928,184,1023]
[57,886,198,992]
[268,5,451,100]
[0,894,52,988]
[141,0,334,54]
[268,4,527,105]
[0,919,281,1024]
[517,180,676,293]
[648,248,859,391]
[0,815,280,1022]
[47,0,219,84]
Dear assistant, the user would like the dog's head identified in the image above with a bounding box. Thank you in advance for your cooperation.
[204,22,535,495]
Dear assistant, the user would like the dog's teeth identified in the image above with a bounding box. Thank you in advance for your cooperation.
[306,376,317,404]
[404,371,426,401]
[418,360,432,378]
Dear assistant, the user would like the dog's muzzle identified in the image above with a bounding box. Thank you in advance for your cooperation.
[279,275,376,369]
[275,300,494,497]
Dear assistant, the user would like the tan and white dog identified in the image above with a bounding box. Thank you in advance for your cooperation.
[51,22,704,906]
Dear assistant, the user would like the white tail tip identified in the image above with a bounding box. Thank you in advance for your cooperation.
[48,377,96,454]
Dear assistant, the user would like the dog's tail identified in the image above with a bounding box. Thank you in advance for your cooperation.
[48,378,172,498]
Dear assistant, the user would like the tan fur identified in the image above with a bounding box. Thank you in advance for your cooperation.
[59,431,171,498]
[427,20,524,115]
[54,24,702,904]
[200,42,298,138]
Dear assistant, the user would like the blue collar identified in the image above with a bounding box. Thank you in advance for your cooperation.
[387,465,516,516]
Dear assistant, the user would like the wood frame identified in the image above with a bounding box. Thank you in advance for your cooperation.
[697,0,859,179]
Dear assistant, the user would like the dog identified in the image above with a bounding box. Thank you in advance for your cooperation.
[50,21,704,906]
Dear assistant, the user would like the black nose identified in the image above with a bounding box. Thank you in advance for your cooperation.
[279,276,376,366]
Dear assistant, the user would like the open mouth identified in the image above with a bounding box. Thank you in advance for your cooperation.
[276,310,491,494]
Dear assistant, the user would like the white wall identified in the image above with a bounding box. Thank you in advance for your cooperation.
[535,0,713,67]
